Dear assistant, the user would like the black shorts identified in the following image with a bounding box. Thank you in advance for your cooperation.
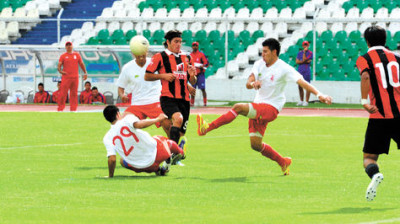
[363,118,400,154]
[160,96,190,134]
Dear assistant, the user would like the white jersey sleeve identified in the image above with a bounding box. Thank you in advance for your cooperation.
[124,114,139,130]
[103,130,116,157]
[283,61,303,83]
[116,64,129,89]
[251,59,263,78]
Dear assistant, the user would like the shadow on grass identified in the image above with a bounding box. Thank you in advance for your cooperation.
[94,175,158,180]
[302,207,396,215]
[174,175,278,183]
[76,166,105,170]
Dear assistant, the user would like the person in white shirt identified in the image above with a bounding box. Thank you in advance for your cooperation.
[116,51,171,136]
[102,105,185,177]
[196,38,332,175]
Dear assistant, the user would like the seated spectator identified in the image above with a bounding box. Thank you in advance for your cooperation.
[88,86,106,104]
[52,81,66,104]
[80,81,92,104]
[34,83,50,103]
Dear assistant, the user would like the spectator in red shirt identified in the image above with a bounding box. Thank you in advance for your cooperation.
[190,41,209,106]
[57,41,88,111]
[88,86,106,104]
[34,83,50,103]
[79,81,92,104]
[52,81,61,103]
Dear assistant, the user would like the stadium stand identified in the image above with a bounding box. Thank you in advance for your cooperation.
[1,0,400,82]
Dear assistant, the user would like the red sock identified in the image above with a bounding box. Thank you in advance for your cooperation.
[190,97,194,105]
[168,140,184,155]
[203,97,207,106]
[260,143,285,166]
[207,109,238,132]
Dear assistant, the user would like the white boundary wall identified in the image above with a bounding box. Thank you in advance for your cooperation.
[206,79,360,104]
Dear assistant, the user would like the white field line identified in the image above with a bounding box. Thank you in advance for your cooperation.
[0,143,84,150]
[357,218,400,224]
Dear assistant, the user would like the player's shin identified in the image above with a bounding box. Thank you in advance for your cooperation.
[170,126,180,143]
[208,109,238,132]
[260,143,285,166]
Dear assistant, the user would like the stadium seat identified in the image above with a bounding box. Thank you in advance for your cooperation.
[346,7,360,18]
[204,22,217,33]
[176,22,188,31]
[108,21,120,34]
[250,7,263,18]
[111,29,124,41]
[222,7,235,18]
[190,22,203,34]
[360,7,374,18]
[265,7,278,19]
[182,7,194,18]
[121,22,134,34]
[293,7,306,19]
[195,8,208,18]
[331,23,344,35]
[232,22,244,36]
[209,7,221,18]
[97,29,110,41]
[236,7,249,18]
[125,30,137,41]
[375,7,389,18]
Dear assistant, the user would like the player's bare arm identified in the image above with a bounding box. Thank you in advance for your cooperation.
[297,79,332,104]
[188,64,197,85]
[246,73,261,90]
[133,114,168,129]
[107,155,116,178]
[360,71,378,114]
[117,87,129,103]
[145,72,176,82]
[188,84,196,96]
[78,60,88,80]
[57,61,67,75]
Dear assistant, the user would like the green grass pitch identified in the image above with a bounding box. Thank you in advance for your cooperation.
[0,112,399,223]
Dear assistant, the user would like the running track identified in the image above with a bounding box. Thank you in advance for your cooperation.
[0,104,369,118]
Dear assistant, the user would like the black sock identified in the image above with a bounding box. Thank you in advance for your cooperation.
[365,163,380,179]
[170,126,180,143]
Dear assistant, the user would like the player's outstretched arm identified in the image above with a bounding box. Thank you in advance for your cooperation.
[108,155,116,178]
[145,72,176,82]
[188,65,197,85]
[133,114,168,129]
[297,79,332,104]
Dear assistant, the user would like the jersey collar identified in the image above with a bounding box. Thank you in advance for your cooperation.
[368,46,386,52]
[165,49,182,57]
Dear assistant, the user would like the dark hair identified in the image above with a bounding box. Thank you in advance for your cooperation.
[85,81,91,85]
[57,81,61,84]
[163,29,182,48]
[91,86,98,91]
[38,83,44,87]
[364,25,386,47]
[262,38,281,56]
[103,105,119,123]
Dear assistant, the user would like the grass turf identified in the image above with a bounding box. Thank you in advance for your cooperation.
[0,112,399,224]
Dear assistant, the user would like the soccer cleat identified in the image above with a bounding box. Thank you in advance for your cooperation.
[281,157,292,175]
[296,101,303,106]
[156,164,169,176]
[303,102,309,106]
[366,173,384,201]
[197,114,209,136]
[170,153,184,165]
[178,136,187,157]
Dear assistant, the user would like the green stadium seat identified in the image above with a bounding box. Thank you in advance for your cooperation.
[252,30,264,42]
[222,30,235,42]
[125,30,137,41]
[97,29,110,41]
[182,30,193,40]
[259,1,272,12]
[349,30,362,40]
[153,30,165,39]
[182,36,193,46]
[114,37,127,45]
[178,1,190,11]
[165,1,178,11]
[334,31,348,42]
[386,39,398,50]
[233,1,245,12]
[111,29,124,41]
[195,30,207,42]
[273,1,288,12]
[208,30,221,41]
[152,1,164,11]
[245,0,259,10]
[138,1,148,12]
[101,36,113,45]
[87,37,100,45]
[393,31,400,42]
[193,0,205,10]
[142,30,151,39]
[205,66,215,78]
[217,1,231,11]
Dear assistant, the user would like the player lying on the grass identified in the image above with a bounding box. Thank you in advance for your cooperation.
[356,25,400,201]
[102,105,186,177]
[197,38,332,175]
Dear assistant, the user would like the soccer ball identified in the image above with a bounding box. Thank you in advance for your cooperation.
[129,35,149,56]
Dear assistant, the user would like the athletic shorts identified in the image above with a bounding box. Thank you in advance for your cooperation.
[363,118,400,155]
[125,102,163,128]
[193,72,206,90]
[160,96,190,134]
[248,103,279,138]
[122,135,171,173]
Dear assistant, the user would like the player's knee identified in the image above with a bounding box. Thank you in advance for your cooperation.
[119,158,125,167]
[232,103,244,113]
[172,114,183,126]
[250,141,262,152]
